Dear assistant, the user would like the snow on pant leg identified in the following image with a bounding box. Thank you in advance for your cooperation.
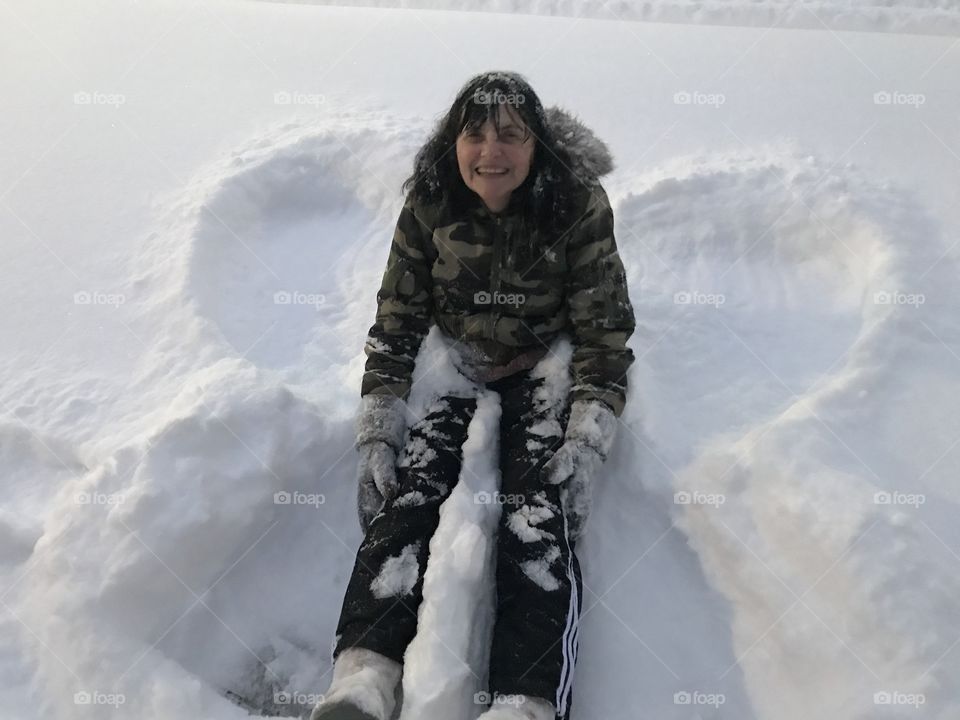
[486,371,583,719]
[333,394,477,665]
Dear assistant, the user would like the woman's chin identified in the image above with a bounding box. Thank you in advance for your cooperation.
[470,185,515,206]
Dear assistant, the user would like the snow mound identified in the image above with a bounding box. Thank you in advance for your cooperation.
[613,149,957,474]
[0,423,86,566]
[10,359,363,719]
[606,150,960,718]
[172,112,428,379]
[187,127,377,369]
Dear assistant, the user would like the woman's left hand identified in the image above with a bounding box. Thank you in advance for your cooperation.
[540,399,618,542]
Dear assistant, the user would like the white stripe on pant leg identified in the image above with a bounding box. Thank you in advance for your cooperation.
[555,509,573,711]
[559,525,580,716]
[561,546,580,716]
[569,551,581,669]
[556,560,576,714]
[556,510,580,717]
[557,518,580,716]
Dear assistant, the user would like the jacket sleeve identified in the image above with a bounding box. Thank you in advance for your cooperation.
[564,184,636,417]
[360,192,435,400]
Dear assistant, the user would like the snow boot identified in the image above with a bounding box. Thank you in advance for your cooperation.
[475,694,556,720]
[309,647,402,720]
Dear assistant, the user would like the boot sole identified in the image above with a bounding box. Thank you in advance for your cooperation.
[310,699,378,720]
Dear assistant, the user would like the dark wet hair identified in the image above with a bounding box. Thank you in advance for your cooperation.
[401,71,586,240]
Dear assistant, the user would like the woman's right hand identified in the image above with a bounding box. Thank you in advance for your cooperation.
[356,440,400,533]
[354,393,407,532]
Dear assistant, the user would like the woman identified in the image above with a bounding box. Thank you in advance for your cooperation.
[312,71,636,720]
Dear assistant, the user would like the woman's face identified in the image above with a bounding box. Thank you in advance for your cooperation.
[455,103,535,213]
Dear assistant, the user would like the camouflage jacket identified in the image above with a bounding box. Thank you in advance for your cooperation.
[361,109,636,417]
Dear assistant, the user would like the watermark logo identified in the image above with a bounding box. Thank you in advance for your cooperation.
[474,491,525,506]
[473,89,526,106]
[674,690,725,707]
[674,491,726,507]
[274,290,326,310]
[874,491,925,508]
[74,491,124,506]
[73,690,126,707]
[73,91,126,108]
[474,290,525,307]
[474,691,526,707]
[873,291,924,307]
[74,290,125,308]
[673,91,726,108]
[873,91,925,108]
[674,290,725,307]
[873,690,925,708]
[273,91,325,107]
[274,491,326,508]
[274,690,325,706]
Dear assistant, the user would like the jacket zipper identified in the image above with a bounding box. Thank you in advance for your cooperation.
[488,214,503,336]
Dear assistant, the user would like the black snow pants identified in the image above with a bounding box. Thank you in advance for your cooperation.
[333,367,584,719]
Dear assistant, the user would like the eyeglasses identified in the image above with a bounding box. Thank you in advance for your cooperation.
[459,126,532,146]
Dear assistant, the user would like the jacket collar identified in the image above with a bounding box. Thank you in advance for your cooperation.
[466,188,524,223]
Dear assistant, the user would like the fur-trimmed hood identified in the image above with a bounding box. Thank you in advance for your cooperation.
[405,95,614,216]
[544,105,615,182]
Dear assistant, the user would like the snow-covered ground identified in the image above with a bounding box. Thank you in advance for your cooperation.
[266,0,960,36]
[2,1,960,719]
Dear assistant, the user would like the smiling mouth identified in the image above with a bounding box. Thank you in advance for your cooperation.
[476,168,509,175]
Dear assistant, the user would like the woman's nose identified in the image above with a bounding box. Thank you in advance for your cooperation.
[479,138,504,156]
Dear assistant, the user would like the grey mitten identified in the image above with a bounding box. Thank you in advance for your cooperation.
[540,399,618,542]
[355,394,407,533]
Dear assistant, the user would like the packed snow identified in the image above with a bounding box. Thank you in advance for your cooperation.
[2,1,960,719]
